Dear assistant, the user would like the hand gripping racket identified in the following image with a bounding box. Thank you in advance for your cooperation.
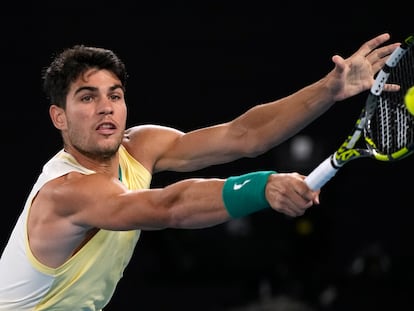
[305,34,414,191]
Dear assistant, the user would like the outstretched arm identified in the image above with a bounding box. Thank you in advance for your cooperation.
[29,170,318,267]
[139,33,400,173]
[45,170,318,232]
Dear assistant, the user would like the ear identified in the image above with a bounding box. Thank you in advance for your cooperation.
[49,105,66,130]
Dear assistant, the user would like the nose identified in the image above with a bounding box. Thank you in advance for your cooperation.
[98,99,114,115]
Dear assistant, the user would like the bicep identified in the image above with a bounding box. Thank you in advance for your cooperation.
[46,173,146,231]
[152,123,251,172]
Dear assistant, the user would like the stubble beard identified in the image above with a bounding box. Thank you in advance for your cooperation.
[72,136,123,162]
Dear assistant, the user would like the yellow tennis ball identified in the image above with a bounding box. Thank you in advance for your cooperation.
[405,86,414,115]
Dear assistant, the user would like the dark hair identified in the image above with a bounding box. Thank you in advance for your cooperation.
[42,45,128,108]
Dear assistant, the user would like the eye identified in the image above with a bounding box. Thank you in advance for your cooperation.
[80,94,94,103]
[109,94,121,101]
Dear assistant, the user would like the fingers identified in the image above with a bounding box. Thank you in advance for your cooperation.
[370,42,400,60]
[367,43,401,72]
[383,83,401,92]
[333,33,396,72]
[356,33,400,74]
[359,33,391,57]
[266,173,319,217]
[331,54,346,73]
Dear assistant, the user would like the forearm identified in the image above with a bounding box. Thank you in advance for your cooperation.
[156,178,230,229]
[142,171,275,230]
[235,77,334,151]
[110,170,313,230]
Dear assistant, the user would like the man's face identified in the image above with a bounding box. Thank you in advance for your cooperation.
[58,68,127,159]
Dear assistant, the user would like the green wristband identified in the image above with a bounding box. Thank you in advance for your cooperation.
[222,170,276,218]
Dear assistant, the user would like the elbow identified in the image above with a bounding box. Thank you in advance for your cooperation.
[229,125,272,158]
[241,139,271,158]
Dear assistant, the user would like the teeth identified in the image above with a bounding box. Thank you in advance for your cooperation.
[101,124,112,129]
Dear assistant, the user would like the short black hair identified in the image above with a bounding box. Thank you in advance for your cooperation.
[42,45,128,108]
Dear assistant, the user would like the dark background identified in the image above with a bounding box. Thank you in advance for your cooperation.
[1,4,413,311]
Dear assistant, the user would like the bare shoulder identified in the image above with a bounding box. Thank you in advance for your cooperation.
[123,124,184,171]
[29,172,85,233]
[124,124,184,140]
[36,172,124,218]
[28,172,125,267]
[39,171,86,205]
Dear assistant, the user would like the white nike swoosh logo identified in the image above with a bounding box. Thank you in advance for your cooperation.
[233,179,251,190]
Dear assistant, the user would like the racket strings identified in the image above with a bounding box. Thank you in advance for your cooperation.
[367,47,414,156]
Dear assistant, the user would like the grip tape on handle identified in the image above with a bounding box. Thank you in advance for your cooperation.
[304,155,339,191]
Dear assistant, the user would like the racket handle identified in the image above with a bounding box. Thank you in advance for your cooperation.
[304,155,339,191]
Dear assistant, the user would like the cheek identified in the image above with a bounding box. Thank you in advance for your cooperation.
[117,105,128,125]
[65,110,93,130]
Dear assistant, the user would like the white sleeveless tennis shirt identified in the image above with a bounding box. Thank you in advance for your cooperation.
[0,145,151,310]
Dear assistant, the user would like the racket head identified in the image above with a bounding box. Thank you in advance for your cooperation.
[305,34,414,190]
[363,34,414,162]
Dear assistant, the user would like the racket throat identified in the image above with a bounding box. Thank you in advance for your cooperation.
[330,154,343,169]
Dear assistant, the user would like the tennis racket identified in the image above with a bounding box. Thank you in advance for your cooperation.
[305,34,414,191]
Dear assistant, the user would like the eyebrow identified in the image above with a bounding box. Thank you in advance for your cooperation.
[74,84,124,95]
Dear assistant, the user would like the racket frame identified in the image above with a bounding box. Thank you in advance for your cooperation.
[305,34,414,191]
